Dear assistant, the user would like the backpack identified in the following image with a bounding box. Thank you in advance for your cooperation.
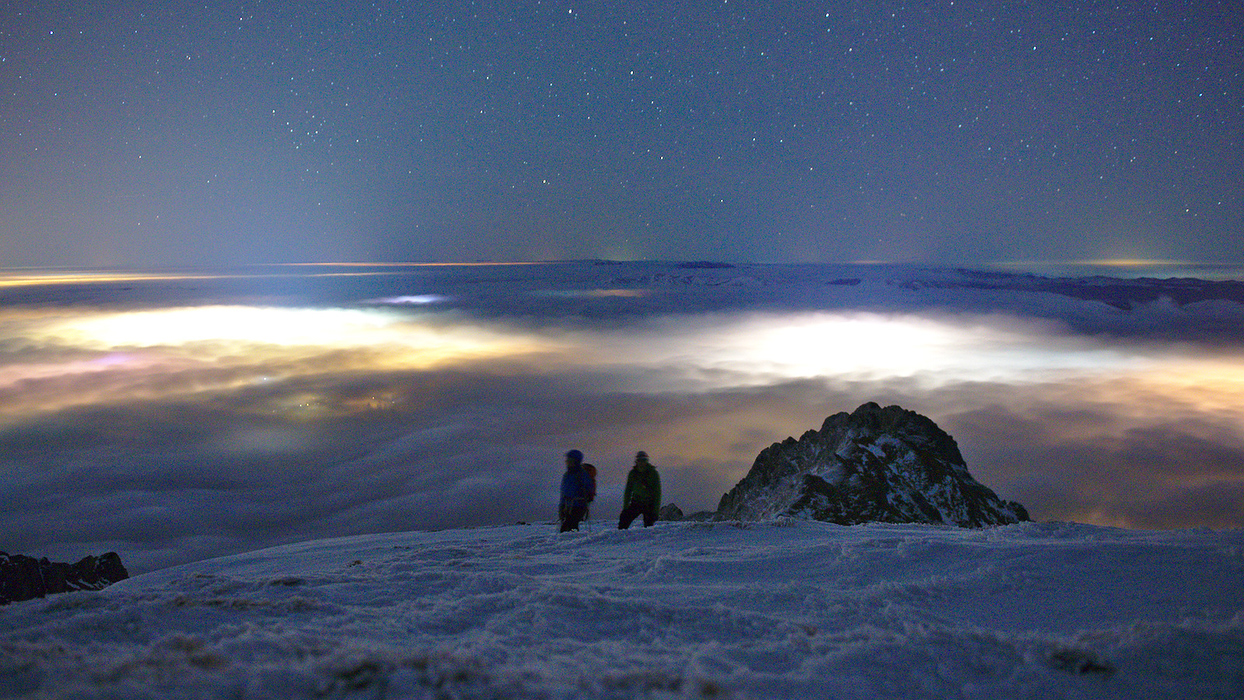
[582,463,597,502]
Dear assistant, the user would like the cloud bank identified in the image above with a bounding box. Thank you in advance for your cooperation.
[2,263,1243,572]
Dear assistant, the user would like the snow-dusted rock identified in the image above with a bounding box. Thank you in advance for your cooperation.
[0,551,129,605]
[716,402,1029,527]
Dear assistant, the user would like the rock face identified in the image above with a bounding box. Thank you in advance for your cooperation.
[658,504,684,522]
[0,552,129,605]
[717,403,1029,527]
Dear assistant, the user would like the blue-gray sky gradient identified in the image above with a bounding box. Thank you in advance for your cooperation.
[2,2,1240,267]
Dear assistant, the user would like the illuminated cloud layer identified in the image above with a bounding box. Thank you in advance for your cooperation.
[0,303,1196,416]
[2,264,1243,572]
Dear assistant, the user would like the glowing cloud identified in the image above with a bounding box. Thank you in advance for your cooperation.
[0,305,558,420]
[577,312,1166,392]
[61,306,403,348]
[2,304,1233,423]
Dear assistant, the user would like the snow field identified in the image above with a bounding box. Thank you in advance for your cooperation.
[2,519,1242,699]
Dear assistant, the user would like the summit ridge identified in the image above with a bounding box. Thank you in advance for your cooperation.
[716,402,1029,527]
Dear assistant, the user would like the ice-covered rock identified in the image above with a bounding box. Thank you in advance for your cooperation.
[716,402,1029,527]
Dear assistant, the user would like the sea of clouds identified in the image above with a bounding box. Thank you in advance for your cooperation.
[2,262,1243,572]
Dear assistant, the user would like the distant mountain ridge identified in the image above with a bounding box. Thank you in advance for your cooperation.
[716,402,1029,527]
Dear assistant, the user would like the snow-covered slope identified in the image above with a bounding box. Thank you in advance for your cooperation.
[2,521,1241,699]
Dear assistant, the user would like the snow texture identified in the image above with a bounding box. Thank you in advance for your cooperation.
[2,520,1242,699]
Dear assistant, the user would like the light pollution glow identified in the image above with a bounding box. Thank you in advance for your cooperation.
[5,304,1243,423]
[0,264,531,290]
[0,305,554,420]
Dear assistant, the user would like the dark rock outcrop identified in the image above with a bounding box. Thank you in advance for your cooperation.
[658,504,684,522]
[0,552,129,605]
[716,402,1029,527]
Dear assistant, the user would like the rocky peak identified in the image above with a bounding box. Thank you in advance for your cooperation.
[1,552,129,605]
[716,402,1028,527]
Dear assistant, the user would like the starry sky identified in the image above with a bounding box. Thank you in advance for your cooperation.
[2,1,1240,268]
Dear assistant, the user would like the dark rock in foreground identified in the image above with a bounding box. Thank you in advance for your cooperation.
[0,552,129,605]
[717,402,1029,527]
[658,504,684,522]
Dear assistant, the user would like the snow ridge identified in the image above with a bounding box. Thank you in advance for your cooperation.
[717,402,1029,527]
[3,521,1241,699]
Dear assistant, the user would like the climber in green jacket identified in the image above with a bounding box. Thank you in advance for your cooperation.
[618,451,661,529]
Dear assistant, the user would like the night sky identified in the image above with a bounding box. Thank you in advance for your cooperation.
[2,1,1240,268]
